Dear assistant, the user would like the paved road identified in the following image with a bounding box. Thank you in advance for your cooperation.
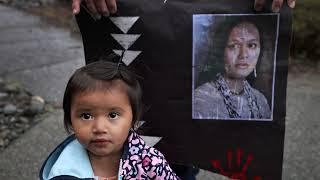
[0,4,84,104]
[283,72,320,180]
[0,4,84,179]
[0,4,319,180]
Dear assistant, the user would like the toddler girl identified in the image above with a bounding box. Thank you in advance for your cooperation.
[39,59,180,180]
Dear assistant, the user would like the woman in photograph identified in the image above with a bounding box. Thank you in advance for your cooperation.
[194,18,271,120]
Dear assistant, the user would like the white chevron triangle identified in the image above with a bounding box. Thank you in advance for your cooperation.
[140,135,162,147]
[112,50,141,65]
[112,49,124,57]
[136,121,162,147]
[122,50,141,65]
[111,34,141,50]
[109,17,139,33]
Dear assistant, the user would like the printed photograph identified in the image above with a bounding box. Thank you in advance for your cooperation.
[192,14,279,121]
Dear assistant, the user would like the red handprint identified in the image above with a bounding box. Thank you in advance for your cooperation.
[211,148,261,180]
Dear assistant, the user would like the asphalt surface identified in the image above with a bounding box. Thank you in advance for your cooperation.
[0,4,319,180]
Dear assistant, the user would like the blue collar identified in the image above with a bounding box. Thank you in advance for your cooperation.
[41,135,94,179]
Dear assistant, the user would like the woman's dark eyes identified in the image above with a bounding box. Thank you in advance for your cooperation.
[227,43,258,49]
[227,44,240,49]
[80,113,93,121]
[248,43,258,48]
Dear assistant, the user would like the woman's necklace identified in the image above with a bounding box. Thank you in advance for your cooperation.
[215,73,262,119]
[229,89,244,96]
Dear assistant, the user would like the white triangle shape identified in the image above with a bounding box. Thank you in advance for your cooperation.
[122,50,141,65]
[109,17,139,33]
[112,49,124,56]
[112,50,141,65]
[140,135,162,147]
[111,34,141,50]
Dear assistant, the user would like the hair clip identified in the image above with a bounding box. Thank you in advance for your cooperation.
[116,51,125,71]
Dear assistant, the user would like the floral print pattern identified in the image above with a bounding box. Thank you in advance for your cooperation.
[120,131,180,180]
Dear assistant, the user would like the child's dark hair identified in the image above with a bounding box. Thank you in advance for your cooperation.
[62,59,142,133]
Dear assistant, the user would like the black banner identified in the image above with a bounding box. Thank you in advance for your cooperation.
[76,0,292,179]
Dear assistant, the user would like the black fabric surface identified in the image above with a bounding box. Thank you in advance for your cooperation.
[75,0,292,179]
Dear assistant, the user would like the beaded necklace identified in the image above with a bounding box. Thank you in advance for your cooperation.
[215,73,262,119]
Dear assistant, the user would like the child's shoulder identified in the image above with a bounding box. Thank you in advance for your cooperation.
[127,130,165,158]
[122,131,180,179]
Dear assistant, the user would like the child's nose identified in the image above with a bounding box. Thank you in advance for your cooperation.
[92,116,108,134]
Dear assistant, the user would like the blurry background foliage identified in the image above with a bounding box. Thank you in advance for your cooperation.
[291,0,320,63]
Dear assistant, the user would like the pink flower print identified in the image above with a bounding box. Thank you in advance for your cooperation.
[142,149,147,154]
[122,161,132,171]
[130,155,139,161]
[149,147,159,155]
[134,164,148,179]
[131,138,140,145]
[142,156,151,167]
[157,172,166,180]
[151,156,162,166]
[147,167,157,178]
[129,146,139,155]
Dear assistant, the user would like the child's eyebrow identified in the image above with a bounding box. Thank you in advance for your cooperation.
[73,108,92,113]
[73,106,126,113]
[109,107,126,113]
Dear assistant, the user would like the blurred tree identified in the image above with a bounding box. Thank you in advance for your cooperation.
[291,0,320,62]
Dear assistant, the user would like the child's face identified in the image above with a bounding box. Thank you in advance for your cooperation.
[70,80,132,158]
